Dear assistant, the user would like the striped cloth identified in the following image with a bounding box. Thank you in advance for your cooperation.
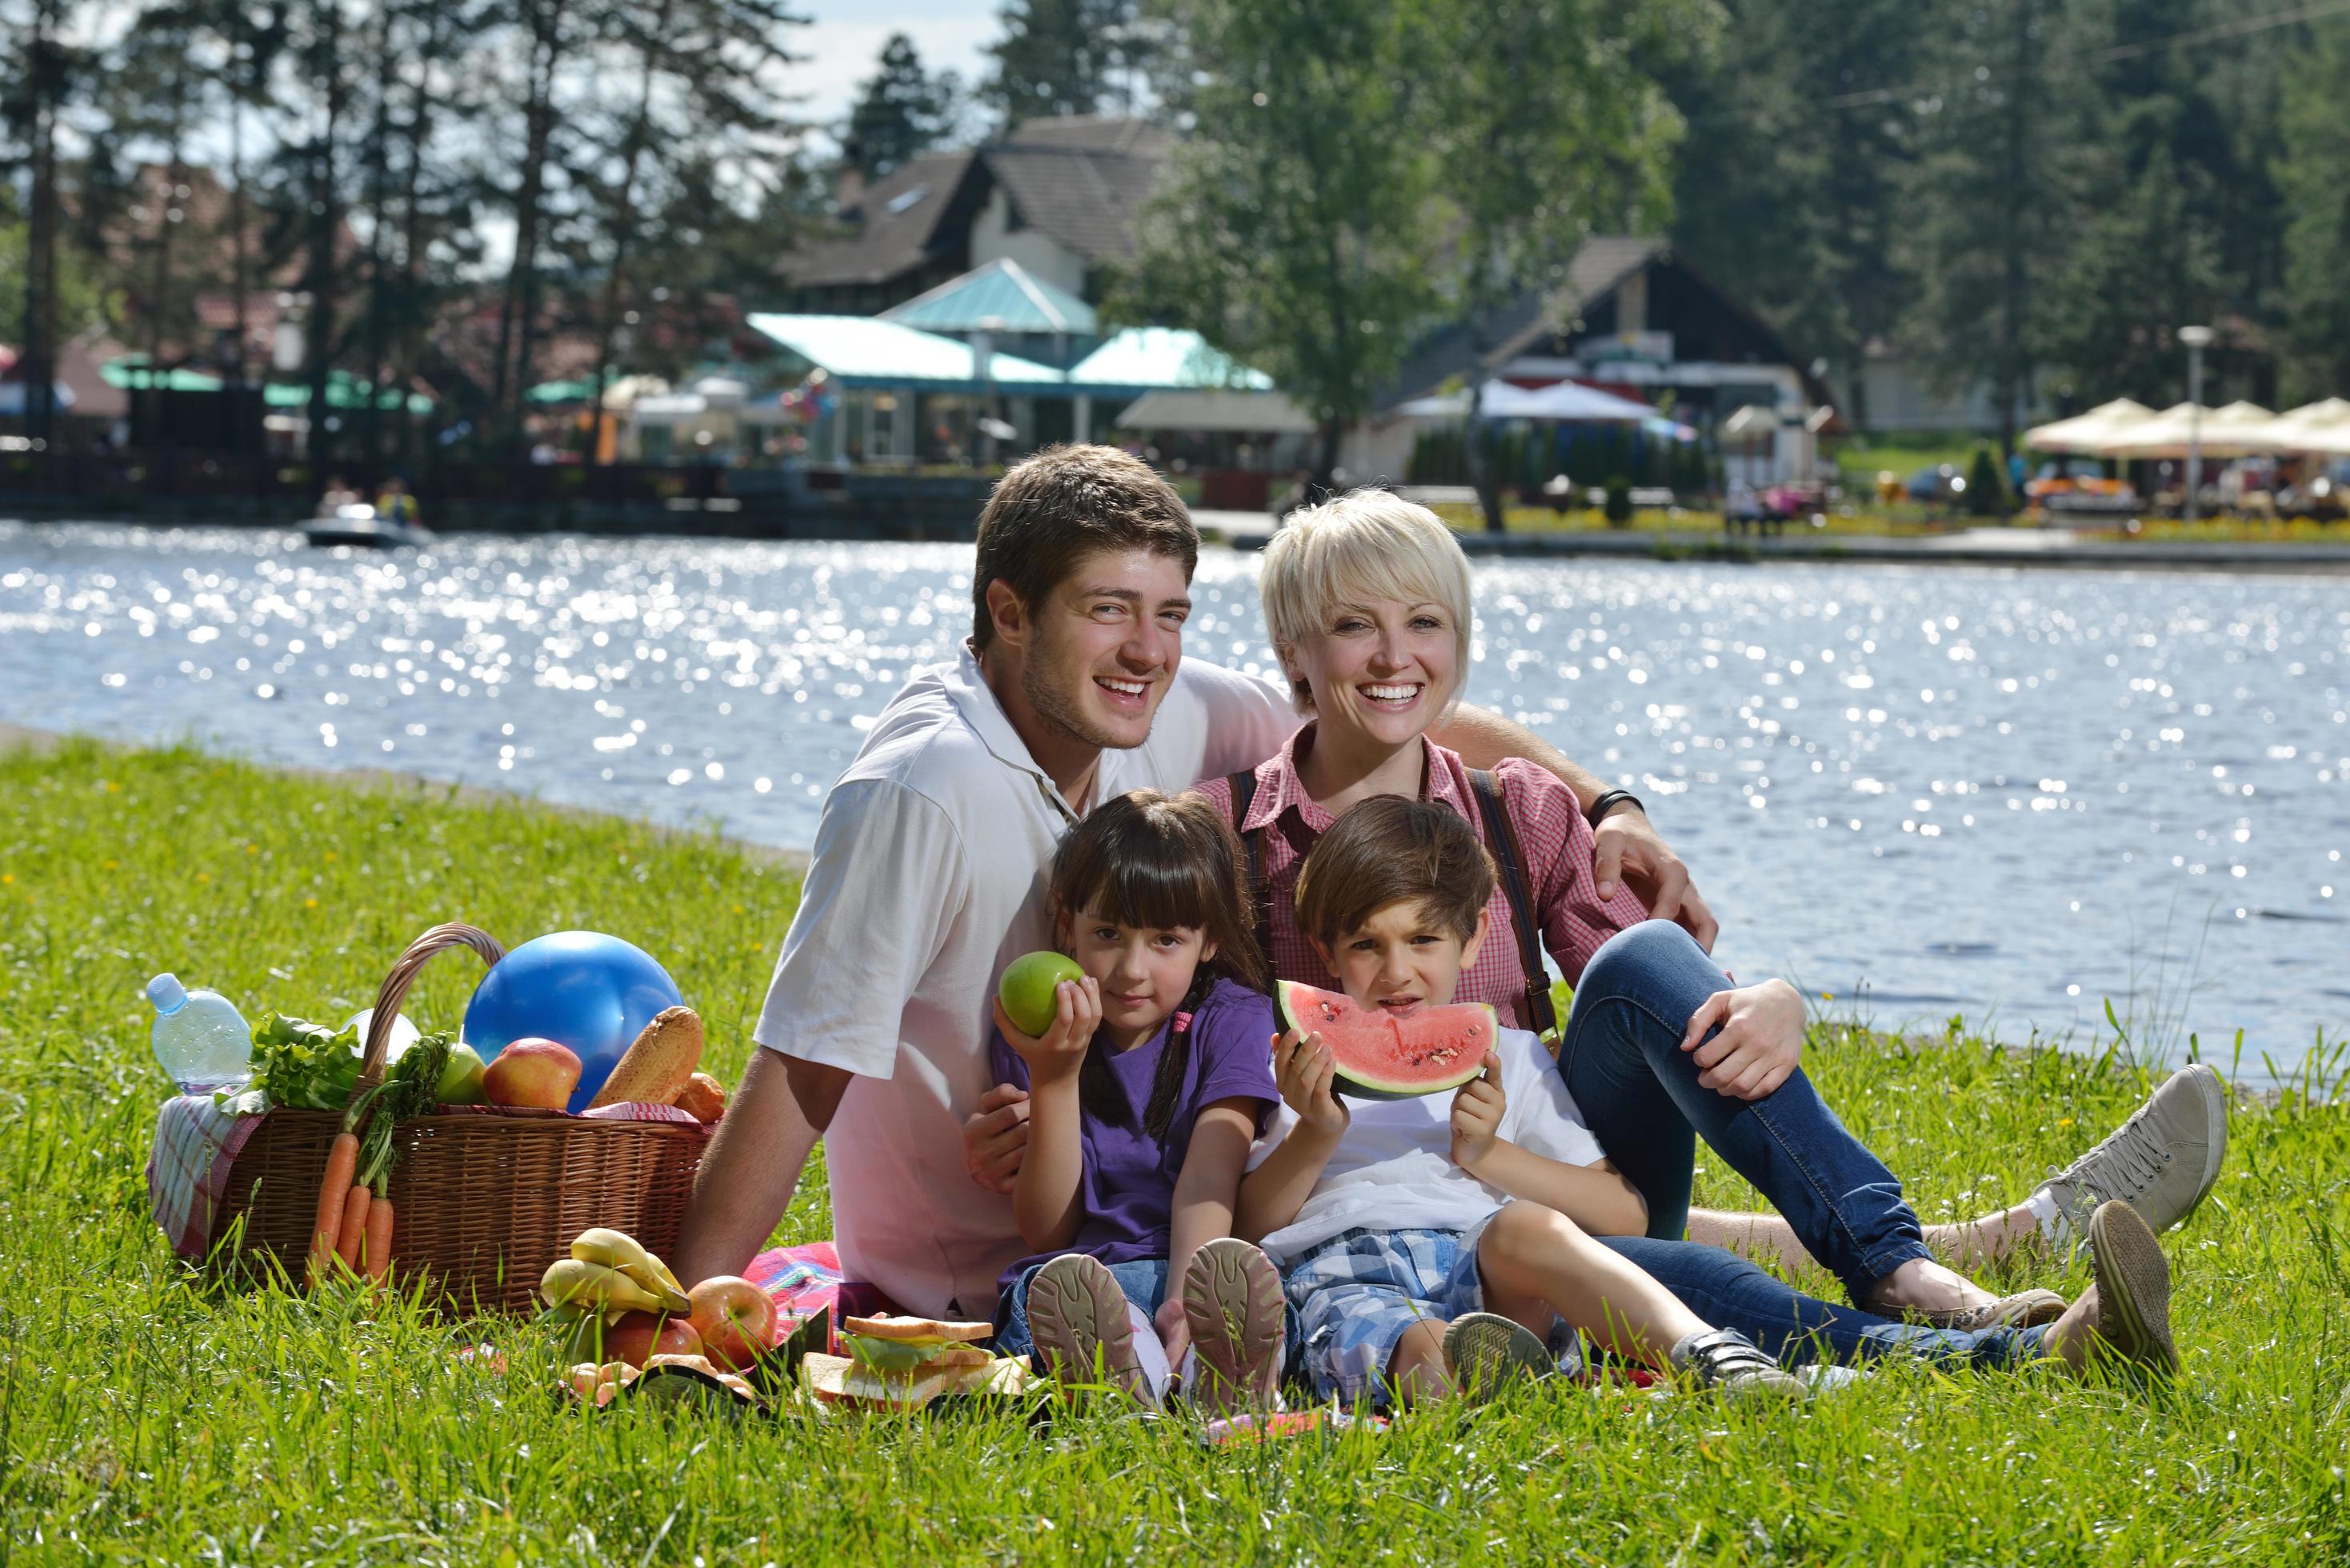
[146,1094,707,1261]
[1192,731,1651,1030]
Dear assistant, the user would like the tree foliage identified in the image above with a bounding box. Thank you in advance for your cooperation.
[845,33,960,180]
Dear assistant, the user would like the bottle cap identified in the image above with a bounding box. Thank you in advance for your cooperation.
[147,973,188,1014]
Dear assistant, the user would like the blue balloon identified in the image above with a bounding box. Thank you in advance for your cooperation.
[462,931,684,1113]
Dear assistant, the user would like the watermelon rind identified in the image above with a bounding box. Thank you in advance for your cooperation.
[1275,980,1498,1101]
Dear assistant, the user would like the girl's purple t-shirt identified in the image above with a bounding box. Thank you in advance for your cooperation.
[991,978,1279,1292]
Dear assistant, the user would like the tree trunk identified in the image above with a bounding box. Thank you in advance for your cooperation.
[1465,373,1504,532]
[228,25,254,486]
[21,0,61,446]
[394,15,444,482]
[359,11,395,478]
[1309,422,1342,502]
[586,0,675,468]
[303,0,346,478]
[496,0,567,471]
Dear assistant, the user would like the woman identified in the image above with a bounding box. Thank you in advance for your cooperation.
[1187,489,2223,1346]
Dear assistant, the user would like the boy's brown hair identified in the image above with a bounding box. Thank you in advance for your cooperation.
[971,445,1197,650]
[1292,796,1496,946]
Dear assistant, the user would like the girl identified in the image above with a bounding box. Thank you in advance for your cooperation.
[988,789,1291,1411]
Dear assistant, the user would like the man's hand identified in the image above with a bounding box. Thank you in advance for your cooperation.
[992,977,1101,1082]
[1679,978,1805,1101]
[1447,1052,1506,1170]
[1593,809,1719,953]
[1272,1029,1349,1138]
[963,1082,1031,1194]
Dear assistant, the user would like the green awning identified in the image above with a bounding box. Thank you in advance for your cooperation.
[526,378,599,404]
[262,370,434,414]
[882,259,1098,337]
[101,355,225,393]
[743,314,1068,392]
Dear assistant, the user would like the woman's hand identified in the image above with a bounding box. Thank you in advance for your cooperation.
[1448,1052,1506,1171]
[993,977,1101,1083]
[1272,1029,1349,1137]
[1154,1295,1191,1372]
[1679,978,1805,1101]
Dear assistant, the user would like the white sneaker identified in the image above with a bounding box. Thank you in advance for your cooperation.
[2036,1064,2228,1251]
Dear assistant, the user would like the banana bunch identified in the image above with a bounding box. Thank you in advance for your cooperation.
[540,1228,691,1316]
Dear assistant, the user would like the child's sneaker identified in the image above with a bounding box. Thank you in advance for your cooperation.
[1027,1254,1158,1410]
[1180,1238,1286,1413]
[1441,1312,1553,1403]
[1667,1329,1807,1402]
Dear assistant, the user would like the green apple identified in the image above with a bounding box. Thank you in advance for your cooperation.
[436,1042,489,1105]
[998,950,1087,1037]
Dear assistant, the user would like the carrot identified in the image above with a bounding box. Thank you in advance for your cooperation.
[306,1130,361,1278]
[334,1182,372,1272]
[363,1195,394,1284]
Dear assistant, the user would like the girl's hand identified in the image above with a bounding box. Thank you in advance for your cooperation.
[1448,1052,1506,1171]
[1679,978,1805,1101]
[1272,1029,1348,1137]
[1153,1294,1191,1372]
[993,977,1101,1083]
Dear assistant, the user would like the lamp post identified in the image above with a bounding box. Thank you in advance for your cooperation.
[2178,323,2213,524]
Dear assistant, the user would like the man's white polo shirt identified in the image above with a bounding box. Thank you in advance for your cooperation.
[752,644,1298,1319]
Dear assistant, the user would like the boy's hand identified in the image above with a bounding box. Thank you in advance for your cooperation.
[1448,1052,1506,1170]
[1272,1029,1349,1137]
[993,976,1101,1082]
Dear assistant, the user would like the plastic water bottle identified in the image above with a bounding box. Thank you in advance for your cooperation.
[147,974,253,1095]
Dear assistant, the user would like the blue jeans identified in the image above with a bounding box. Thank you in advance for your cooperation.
[1599,1236,2048,1369]
[1560,921,1933,1305]
[994,1256,1170,1359]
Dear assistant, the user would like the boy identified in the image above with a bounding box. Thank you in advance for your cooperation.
[1236,796,1807,1405]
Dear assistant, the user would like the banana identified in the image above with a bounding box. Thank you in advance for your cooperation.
[568,1227,691,1312]
[539,1257,665,1316]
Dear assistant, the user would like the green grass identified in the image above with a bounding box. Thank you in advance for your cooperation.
[5,739,2348,1564]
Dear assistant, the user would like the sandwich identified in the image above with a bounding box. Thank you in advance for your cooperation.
[802,1314,1013,1410]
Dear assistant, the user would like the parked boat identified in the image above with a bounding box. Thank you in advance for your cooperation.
[303,503,434,550]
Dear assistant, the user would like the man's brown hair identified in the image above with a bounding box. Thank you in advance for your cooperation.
[970,445,1198,651]
[1292,796,1496,946]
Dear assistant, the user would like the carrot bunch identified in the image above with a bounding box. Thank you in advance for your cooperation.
[305,1030,454,1288]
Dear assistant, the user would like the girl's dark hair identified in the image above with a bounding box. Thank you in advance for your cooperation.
[1047,789,1269,1140]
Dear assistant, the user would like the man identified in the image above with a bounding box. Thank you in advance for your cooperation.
[671,446,1711,1315]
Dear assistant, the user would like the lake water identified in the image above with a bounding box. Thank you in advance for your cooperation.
[5,519,2345,1074]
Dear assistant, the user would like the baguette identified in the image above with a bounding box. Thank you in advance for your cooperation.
[587,1006,704,1109]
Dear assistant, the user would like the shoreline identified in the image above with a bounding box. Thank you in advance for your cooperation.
[0,720,811,874]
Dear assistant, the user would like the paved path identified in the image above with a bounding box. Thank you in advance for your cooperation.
[1191,512,2350,573]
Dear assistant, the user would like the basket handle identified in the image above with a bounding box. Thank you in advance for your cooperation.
[354,922,506,1098]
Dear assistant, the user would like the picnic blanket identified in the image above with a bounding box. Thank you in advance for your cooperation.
[743,1241,904,1350]
[146,1094,704,1261]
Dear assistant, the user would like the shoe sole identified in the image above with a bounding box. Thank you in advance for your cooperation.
[1441,1312,1552,1403]
[1027,1255,1155,1407]
[2087,1200,2179,1378]
[2174,1064,2230,1228]
[1181,1238,1285,1414]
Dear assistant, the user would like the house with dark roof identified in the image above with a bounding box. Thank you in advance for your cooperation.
[1349,238,1834,488]
[779,117,1171,316]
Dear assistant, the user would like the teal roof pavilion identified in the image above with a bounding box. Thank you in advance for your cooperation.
[881,258,1099,337]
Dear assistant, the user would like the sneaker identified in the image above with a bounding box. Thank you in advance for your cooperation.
[1180,1238,1286,1413]
[1027,1254,1158,1410]
[1440,1312,1553,1403]
[1667,1329,1807,1402]
[2036,1065,2228,1251]
[2044,1199,2179,1380]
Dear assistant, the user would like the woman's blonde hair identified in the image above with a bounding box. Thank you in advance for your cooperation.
[1258,489,1475,714]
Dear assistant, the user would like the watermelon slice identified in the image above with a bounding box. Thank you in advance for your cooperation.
[1275,981,1499,1101]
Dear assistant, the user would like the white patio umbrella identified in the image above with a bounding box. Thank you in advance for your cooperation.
[2023,398,2154,454]
[1395,378,1653,422]
[2104,401,2282,459]
[2253,398,2350,455]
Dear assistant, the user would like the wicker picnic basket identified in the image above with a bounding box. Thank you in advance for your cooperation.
[205,922,714,1314]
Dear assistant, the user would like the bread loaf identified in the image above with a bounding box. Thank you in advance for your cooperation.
[672,1070,728,1122]
[587,1006,704,1108]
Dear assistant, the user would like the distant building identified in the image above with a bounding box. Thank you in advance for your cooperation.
[1351,238,1834,487]
[779,118,1171,315]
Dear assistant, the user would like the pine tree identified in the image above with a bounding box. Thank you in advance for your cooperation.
[845,34,959,181]
[983,0,1153,126]
[2276,15,2350,403]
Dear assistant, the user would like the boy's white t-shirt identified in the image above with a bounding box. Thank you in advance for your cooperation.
[1248,1026,1607,1267]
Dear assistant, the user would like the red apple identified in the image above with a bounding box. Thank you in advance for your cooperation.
[687,1276,776,1372]
[603,1310,703,1370]
[483,1037,582,1110]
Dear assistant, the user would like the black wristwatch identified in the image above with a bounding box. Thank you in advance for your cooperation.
[1585,789,1644,828]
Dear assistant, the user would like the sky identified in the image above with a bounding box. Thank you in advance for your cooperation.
[795,0,1002,137]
